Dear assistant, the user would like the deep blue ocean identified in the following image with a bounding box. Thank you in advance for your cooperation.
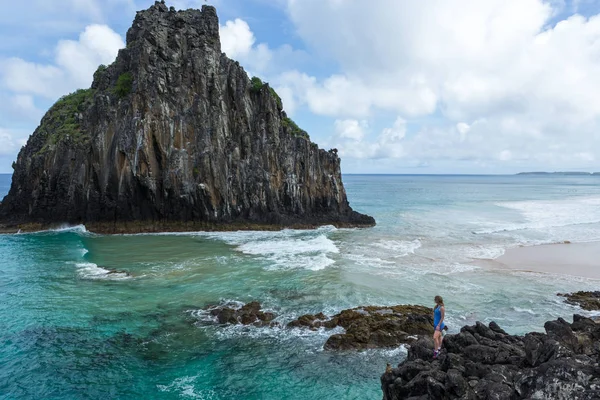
[1,173,599,399]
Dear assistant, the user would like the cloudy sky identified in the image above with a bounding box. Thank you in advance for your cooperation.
[1,0,599,174]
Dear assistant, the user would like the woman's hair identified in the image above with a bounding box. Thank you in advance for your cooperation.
[434,295,444,306]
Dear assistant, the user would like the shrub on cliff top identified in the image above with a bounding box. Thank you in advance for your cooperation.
[40,88,95,150]
[114,72,133,98]
[250,76,263,93]
[282,117,310,140]
[250,76,283,109]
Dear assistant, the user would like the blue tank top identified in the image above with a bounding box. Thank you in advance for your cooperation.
[434,305,445,329]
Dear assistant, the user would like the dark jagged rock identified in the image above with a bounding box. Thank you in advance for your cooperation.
[0,1,374,234]
[288,304,434,350]
[381,314,600,400]
[559,291,600,311]
[206,301,276,327]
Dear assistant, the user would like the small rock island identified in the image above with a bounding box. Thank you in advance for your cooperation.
[0,1,374,233]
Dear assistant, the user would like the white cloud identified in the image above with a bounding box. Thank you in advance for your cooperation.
[334,119,367,141]
[281,0,600,168]
[1,24,124,100]
[1,0,135,36]
[219,18,276,83]
[218,18,308,115]
[381,117,407,142]
[220,19,256,59]
[329,117,406,159]
[56,24,125,86]
[0,128,19,156]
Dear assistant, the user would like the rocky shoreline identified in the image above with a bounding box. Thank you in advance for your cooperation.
[0,216,373,235]
[200,295,600,399]
[381,314,600,400]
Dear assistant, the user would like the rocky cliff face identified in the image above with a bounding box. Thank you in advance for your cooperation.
[0,1,374,233]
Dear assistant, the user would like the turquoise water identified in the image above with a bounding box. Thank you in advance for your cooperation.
[1,174,600,399]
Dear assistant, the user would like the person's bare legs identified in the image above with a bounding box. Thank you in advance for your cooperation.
[433,330,441,357]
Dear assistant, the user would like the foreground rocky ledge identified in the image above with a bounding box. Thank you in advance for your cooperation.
[381,314,600,400]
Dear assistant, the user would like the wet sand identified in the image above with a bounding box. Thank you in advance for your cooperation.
[485,241,600,280]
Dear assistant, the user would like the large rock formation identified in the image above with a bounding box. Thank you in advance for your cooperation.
[381,315,600,399]
[0,1,374,233]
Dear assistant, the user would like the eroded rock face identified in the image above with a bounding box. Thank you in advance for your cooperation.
[0,1,374,233]
[381,314,600,400]
[288,304,434,350]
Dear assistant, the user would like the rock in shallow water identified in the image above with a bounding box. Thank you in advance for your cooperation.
[206,301,276,327]
[288,304,434,350]
[559,291,600,311]
[381,314,600,400]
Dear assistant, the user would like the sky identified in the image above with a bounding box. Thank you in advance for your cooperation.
[1,0,600,174]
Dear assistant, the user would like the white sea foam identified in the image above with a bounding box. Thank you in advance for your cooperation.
[345,253,396,266]
[475,196,600,236]
[233,234,339,271]
[157,376,217,399]
[375,344,408,358]
[373,239,422,257]
[50,224,88,233]
[211,322,344,344]
[462,244,506,260]
[189,300,247,323]
[190,301,345,346]
[511,307,536,315]
[238,234,339,256]
[76,262,130,280]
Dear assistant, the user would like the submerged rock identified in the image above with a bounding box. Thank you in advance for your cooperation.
[559,291,600,311]
[206,301,276,327]
[288,304,434,350]
[0,1,374,233]
[381,314,600,400]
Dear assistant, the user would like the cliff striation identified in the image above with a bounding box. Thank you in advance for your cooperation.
[0,1,374,233]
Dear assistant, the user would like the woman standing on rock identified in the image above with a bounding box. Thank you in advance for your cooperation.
[433,295,445,358]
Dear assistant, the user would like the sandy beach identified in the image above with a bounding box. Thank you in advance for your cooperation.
[486,241,600,280]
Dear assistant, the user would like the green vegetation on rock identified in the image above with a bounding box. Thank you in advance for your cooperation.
[114,72,133,98]
[250,76,283,109]
[282,117,310,140]
[45,89,95,146]
[250,76,263,93]
[269,87,282,109]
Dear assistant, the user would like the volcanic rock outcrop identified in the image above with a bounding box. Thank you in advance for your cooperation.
[381,314,600,400]
[559,291,600,311]
[204,301,276,327]
[0,1,374,233]
[288,304,434,350]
